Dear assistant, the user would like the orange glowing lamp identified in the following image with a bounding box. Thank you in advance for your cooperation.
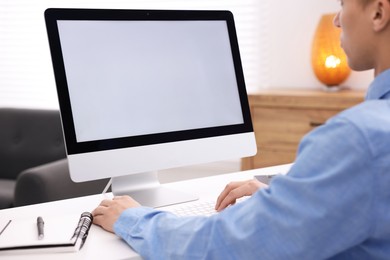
[311,13,351,89]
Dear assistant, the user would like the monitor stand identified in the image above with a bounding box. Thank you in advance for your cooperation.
[111,171,198,208]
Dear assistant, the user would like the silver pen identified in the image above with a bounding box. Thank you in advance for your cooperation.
[0,220,12,236]
[37,216,44,240]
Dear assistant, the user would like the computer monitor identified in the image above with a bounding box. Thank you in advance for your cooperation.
[45,8,257,208]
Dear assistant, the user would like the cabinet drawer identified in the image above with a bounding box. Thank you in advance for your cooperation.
[252,107,340,152]
[241,89,365,171]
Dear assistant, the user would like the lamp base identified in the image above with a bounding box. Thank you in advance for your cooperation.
[321,85,349,92]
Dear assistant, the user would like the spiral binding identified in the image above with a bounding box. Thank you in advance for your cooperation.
[71,212,93,249]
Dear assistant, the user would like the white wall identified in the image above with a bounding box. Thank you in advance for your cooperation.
[262,0,373,90]
[0,0,261,109]
[0,1,374,110]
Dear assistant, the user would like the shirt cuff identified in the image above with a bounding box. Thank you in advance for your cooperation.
[114,206,155,238]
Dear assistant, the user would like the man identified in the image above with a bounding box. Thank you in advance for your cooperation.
[92,0,390,258]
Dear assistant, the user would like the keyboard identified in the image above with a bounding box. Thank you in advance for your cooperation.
[162,197,248,217]
[167,200,218,217]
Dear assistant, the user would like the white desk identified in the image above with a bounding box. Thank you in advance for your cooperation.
[0,164,291,260]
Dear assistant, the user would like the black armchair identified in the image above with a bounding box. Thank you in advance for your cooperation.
[14,158,108,207]
[0,108,108,209]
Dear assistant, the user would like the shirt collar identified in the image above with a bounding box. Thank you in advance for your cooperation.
[366,68,390,100]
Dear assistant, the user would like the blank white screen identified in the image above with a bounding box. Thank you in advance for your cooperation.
[57,20,244,142]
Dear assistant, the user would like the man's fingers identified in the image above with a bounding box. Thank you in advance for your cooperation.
[215,181,246,210]
[216,184,250,212]
[99,199,114,207]
[112,195,140,207]
[216,196,236,212]
[92,205,107,217]
[215,179,267,212]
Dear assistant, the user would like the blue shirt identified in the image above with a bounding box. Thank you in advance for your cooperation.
[114,69,390,259]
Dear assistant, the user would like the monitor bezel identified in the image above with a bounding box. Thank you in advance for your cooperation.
[45,8,253,155]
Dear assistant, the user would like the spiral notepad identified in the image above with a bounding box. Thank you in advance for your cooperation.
[0,212,93,254]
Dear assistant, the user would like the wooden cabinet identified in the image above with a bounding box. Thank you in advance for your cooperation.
[241,88,365,170]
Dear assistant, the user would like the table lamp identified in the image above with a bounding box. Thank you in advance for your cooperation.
[311,13,350,91]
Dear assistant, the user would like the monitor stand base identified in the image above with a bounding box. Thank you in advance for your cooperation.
[111,171,198,208]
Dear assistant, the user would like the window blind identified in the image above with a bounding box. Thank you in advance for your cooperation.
[0,0,268,109]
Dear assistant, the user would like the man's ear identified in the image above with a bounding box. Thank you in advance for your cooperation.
[372,0,390,32]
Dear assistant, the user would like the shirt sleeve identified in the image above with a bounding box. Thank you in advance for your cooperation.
[114,116,377,259]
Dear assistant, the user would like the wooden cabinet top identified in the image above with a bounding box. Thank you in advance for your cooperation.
[247,88,366,110]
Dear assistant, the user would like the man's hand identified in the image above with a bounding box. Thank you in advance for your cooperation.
[215,179,268,212]
[92,195,141,233]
